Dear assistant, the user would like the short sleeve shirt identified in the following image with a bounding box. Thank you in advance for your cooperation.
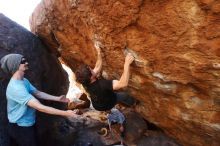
[86,79,117,111]
[6,78,37,127]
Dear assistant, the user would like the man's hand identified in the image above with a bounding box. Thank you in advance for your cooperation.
[65,110,79,117]
[125,53,135,65]
[94,41,102,54]
[58,95,70,103]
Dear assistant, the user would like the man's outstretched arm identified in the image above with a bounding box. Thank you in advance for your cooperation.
[93,42,103,77]
[33,90,69,103]
[27,98,77,117]
[113,53,134,90]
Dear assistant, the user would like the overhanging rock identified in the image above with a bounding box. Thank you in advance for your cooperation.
[30,0,220,146]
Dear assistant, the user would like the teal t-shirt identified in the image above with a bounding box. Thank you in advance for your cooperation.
[6,78,37,127]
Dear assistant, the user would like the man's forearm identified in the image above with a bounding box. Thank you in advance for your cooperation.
[93,52,102,75]
[119,63,130,87]
[113,53,134,90]
[39,104,68,116]
[34,91,59,101]
[27,98,68,117]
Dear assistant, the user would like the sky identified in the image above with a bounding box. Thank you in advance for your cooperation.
[0,0,41,30]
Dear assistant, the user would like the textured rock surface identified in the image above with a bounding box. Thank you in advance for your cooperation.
[30,0,220,146]
[0,13,178,146]
[0,14,68,146]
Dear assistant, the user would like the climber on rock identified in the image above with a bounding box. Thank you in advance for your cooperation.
[75,42,136,111]
[0,54,79,146]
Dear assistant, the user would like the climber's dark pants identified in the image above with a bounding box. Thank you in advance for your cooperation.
[8,123,37,146]
[115,92,135,106]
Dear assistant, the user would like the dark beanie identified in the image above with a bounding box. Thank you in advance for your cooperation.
[0,54,23,74]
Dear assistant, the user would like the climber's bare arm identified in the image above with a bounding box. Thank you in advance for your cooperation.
[93,42,103,77]
[113,53,134,90]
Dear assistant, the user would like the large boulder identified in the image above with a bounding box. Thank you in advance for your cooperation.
[0,14,68,146]
[30,0,220,146]
[0,13,179,146]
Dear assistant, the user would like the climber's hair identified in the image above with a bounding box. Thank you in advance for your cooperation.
[75,64,92,86]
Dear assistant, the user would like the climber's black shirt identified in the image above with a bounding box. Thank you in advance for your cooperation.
[86,79,117,111]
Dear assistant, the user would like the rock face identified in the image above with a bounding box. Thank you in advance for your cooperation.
[0,13,179,146]
[30,0,220,146]
[0,14,68,146]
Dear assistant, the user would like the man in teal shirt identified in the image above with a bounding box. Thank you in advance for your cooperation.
[7,77,37,127]
[1,54,78,146]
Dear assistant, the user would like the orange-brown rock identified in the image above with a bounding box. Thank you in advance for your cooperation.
[30,0,220,146]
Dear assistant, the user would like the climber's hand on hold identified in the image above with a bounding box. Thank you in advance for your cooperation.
[125,53,135,65]
[94,41,102,54]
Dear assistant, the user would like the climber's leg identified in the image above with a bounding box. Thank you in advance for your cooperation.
[115,92,135,106]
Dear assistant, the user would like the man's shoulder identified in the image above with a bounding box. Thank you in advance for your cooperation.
[8,78,29,89]
[90,78,107,85]
[98,79,113,90]
[23,78,32,85]
[7,79,24,94]
[98,78,112,83]
[23,78,29,82]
